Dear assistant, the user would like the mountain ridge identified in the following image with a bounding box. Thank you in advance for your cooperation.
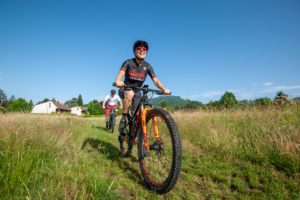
[149,95,192,107]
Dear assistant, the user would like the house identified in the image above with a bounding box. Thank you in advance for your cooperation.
[31,100,71,114]
[71,106,86,116]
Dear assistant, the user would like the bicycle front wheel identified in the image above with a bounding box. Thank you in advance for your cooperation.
[111,114,115,133]
[138,108,182,194]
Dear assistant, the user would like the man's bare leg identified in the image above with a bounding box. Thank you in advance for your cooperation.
[119,90,134,135]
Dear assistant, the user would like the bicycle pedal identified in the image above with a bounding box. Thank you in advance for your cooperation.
[144,149,150,157]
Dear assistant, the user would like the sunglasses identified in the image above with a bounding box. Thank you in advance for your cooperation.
[136,46,147,51]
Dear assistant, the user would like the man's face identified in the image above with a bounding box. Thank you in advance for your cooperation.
[134,46,147,60]
[111,93,115,97]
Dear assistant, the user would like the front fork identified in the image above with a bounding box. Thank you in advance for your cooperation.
[142,108,160,150]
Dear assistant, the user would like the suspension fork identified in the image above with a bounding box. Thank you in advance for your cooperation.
[152,116,160,144]
[141,108,152,150]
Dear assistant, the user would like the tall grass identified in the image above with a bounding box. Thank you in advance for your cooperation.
[174,103,300,176]
[1,113,79,198]
[1,105,299,199]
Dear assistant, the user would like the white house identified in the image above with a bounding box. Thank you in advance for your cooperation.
[31,100,71,114]
[70,106,86,116]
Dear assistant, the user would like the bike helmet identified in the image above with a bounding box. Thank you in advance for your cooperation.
[133,40,149,51]
[111,89,116,94]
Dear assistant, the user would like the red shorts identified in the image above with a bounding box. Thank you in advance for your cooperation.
[106,105,118,115]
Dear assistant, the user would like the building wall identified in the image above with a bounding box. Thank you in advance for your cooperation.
[71,106,83,116]
[31,102,57,114]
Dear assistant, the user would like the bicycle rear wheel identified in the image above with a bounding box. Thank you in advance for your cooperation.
[138,108,182,194]
[119,136,133,157]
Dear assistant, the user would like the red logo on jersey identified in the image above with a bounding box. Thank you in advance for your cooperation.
[130,69,145,79]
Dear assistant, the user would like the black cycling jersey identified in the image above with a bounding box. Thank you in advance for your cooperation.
[120,58,156,87]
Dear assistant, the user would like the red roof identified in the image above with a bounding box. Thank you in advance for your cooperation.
[52,101,71,111]
[79,106,86,111]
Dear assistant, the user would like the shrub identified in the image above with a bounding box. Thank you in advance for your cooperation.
[219,91,239,108]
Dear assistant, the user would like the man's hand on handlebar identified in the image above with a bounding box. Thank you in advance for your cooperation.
[163,89,171,95]
[116,81,124,89]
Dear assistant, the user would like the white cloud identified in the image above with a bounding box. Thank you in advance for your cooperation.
[201,91,224,98]
[263,82,273,86]
[253,83,257,86]
[258,85,300,94]
[189,94,201,98]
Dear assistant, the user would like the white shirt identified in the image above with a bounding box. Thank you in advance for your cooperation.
[105,94,121,106]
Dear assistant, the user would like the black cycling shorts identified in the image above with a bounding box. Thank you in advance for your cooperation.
[118,89,141,112]
[132,91,142,111]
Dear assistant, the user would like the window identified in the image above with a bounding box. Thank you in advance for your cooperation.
[49,103,51,108]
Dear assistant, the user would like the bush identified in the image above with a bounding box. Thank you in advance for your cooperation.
[219,91,239,108]
[7,98,31,112]
[254,97,272,106]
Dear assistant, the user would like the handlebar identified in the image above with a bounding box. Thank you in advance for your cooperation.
[112,82,171,95]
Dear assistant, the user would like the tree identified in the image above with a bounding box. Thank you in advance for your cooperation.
[64,98,78,108]
[240,99,249,105]
[219,91,239,108]
[88,102,103,115]
[254,97,272,106]
[185,101,202,109]
[9,95,15,102]
[28,100,33,107]
[0,89,7,101]
[88,103,94,115]
[51,98,56,102]
[0,89,7,108]
[92,99,98,104]
[160,101,168,108]
[274,91,288,102]
[8,98,30,112]
[5,95,16,108]
[78,94,83,106]
[94,103,104,115]
[175,105,180,110]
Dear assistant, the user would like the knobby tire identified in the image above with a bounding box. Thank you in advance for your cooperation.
[138,108,182,194]
[111,114,115,133]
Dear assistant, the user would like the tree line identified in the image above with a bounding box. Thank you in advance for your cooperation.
[0,88,295,114]
[0,90,107,115]
[157,91,293,111]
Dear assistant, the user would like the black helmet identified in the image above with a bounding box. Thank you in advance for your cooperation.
[111,89,116,94]
[133,40,149,51]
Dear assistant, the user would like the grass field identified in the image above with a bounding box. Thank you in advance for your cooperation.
[0,104,300,199]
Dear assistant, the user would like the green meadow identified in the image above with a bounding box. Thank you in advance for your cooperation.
[1,104,300,199]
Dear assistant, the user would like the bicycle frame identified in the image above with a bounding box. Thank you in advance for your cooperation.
[119,86,161,150]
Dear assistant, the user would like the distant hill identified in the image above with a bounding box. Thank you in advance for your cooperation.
[149,95,191,107]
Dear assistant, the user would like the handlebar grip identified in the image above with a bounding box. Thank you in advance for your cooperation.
[112,82,116,86]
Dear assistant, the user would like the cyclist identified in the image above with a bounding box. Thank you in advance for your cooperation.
[115,40,170,136]
[102,89,123,129]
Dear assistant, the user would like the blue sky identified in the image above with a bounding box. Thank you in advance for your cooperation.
[1,0,299,104]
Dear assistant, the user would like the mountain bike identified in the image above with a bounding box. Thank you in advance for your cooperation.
[106,107,116,133]
[113,82,182,194]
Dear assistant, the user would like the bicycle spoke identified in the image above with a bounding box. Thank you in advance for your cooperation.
[143,114,173,184]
